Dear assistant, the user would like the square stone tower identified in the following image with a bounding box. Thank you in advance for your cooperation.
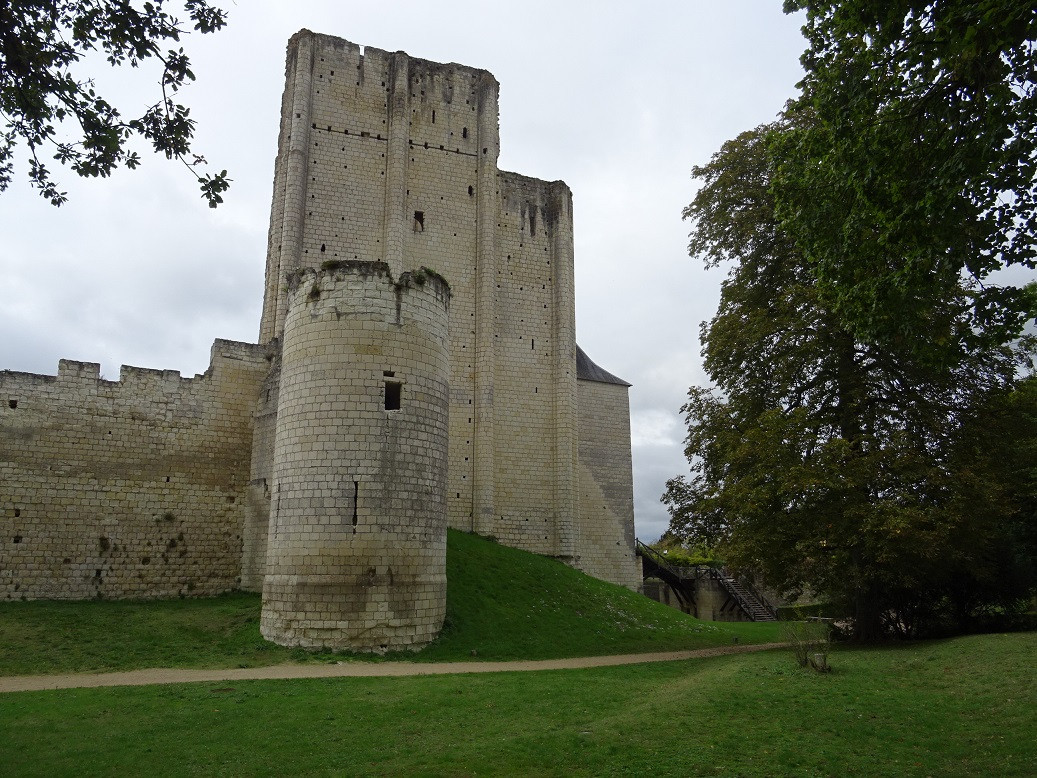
[244,30,641,591]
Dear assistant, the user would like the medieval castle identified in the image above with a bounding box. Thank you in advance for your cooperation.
[0,31,640,651]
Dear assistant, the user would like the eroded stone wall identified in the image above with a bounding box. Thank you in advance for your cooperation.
[491,173,577,557]
[0,341,269,600]
[257,31,584,566]
[260,263,450,651]
[575,379,641,589]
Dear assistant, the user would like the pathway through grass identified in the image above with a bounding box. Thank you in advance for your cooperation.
[1,633,1033,776]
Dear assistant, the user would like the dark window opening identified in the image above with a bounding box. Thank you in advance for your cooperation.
[432,109,436,123]
[352,481,359,527]
[414,211,424,231]
[468,185,474,196]
[14,508,20,517]
[462,127,468,138]
[8,400,16,409]
[385,381,402,411]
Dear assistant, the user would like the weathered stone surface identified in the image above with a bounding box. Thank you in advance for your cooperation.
[0,341,269,600]
[0,32,640,647]
[260,265,450,651]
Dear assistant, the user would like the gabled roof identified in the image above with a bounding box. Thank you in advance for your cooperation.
[576,345,632,387]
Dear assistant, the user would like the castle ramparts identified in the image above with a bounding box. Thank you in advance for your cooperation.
[0,33,641,651]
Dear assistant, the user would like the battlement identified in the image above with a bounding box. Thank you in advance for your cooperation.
[286,260,451,303]
[0,338,271,601]
[0,340,269,404]
[0,29,640,614]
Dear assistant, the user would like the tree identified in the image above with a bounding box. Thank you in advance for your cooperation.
[0,0,230,207]
[773,1,1037,360]
[663,123,1036,639]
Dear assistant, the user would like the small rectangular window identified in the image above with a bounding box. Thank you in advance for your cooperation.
[384,381,402,411]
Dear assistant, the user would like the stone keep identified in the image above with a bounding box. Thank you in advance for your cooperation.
[245,31,641,592]
[0,31,641,650]
[261,263,450,650]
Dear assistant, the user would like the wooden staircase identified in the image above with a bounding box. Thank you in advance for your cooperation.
[636,540,777,622]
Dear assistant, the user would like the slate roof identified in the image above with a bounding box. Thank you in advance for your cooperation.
[575,345,632,387]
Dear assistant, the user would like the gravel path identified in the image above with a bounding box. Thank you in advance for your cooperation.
[0,643,784,693]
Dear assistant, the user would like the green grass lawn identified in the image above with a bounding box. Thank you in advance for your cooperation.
[1,632,1033,776]
[0,530,780,676]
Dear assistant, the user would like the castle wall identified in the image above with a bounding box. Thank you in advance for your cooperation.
[491,173,577,557]
[575,379,641,589]
[257,32,583,565]
[240,354,280,592]
[260,263,450,651]
[0,341,269,600]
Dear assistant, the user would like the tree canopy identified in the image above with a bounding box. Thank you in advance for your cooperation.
[664,123,1036,639]
[0,0,230,207]
[773,0,1037,359]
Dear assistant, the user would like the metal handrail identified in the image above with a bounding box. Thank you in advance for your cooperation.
[742,579,779,620]
[637,540,776,621]
[635,540,699,580]
[704,567,759,618]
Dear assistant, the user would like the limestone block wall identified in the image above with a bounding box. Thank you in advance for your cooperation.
[0,340,269,600]
[575,379,641,589]
[259,31,500,538]
[491,173,577,558]
[261,262,450,651]
[240,353,280,592]
[257,32,584,564]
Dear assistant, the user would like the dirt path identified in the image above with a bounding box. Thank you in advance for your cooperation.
[0,643,784,693]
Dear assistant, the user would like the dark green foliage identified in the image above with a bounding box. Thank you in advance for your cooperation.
[664,124,1036,639]
[0,0,230,206]
[775,1,1037,359]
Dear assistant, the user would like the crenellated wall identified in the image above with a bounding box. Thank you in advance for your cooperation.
[0,31,640,619]
[0,341,270,600]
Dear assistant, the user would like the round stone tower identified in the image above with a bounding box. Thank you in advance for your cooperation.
[260,261,450,651]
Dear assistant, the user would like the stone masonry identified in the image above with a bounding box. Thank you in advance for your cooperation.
[0,30,641,650]
[0,341,269,600]
[261,264,451,650]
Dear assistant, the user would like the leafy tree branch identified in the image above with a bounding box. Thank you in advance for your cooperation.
[0,0,230,207]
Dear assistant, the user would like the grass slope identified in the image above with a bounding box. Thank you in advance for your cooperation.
[419,529,778,660]
[0,530,779,675]
[1,633,1033,776]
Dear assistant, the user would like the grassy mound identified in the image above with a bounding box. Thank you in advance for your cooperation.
[420,529,778,660]
[0,530,779,675]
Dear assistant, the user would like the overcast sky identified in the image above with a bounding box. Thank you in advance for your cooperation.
[0,1,811,542]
